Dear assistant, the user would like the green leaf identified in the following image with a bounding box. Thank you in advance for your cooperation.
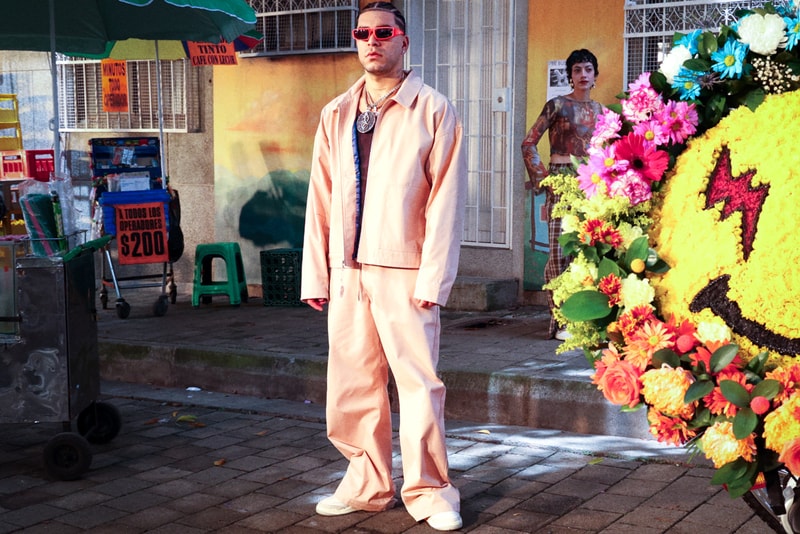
[620,403,645,413]
[624,236,649,266]
[596,242,613,258]
[710,458,749,486]
[690,407,713,428]
[744,88,765,111]
[699,31,718,56]
[649,70,668,92]
[652,348,680,369]
[581,246,600,264]
[597,257,622,279]
[710,344,739,372]
[560,291,612,322]
[647,259,670,274]
[732,407,757,439]
[752,379,781,400]
[684,58,712,72]
[684,380,714,404]
[745,351,770,375]
[725,462,760,499]
[720,380,750,408]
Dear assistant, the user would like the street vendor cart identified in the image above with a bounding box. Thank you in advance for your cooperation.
[0,236,122,480]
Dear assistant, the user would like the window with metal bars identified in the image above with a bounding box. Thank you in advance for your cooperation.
[624,0,769,85]
[56,57,200,133]
[400,0,515,248]
[241,0,358,57]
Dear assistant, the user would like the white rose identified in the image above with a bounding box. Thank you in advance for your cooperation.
[620,273,655,310]
[659,45,693,84]
[737,13,787,55]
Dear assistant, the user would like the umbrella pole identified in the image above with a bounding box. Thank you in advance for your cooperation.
[155,40,167,187]
[49,0,61,174]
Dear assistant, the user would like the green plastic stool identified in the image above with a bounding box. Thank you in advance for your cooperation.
[192,242,248,307]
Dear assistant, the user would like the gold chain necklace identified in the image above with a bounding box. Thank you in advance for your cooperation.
[356,76,405,134]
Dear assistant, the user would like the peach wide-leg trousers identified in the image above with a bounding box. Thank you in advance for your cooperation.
[325,265,460,521]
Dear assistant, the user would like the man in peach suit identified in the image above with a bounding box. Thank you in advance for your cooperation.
[300,3,466,531]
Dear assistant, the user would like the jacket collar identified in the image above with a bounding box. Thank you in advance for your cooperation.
[344,69,421,112]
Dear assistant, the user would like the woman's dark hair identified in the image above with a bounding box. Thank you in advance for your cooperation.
[566,49,599,80]
[360,2,406,33]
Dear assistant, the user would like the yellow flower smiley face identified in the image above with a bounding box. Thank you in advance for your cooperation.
[650,90,800,367]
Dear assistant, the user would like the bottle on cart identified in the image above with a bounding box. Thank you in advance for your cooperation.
[50,189,67,252]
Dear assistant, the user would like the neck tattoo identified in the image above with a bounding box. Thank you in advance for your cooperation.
[356,76,405,134]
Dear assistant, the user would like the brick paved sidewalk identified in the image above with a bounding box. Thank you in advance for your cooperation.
[0,382,772,533]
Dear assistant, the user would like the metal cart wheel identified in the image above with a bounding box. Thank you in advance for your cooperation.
[116,299,131,319]
[77,401,123,444]
[153,295,169,317]
[42,432,93,481]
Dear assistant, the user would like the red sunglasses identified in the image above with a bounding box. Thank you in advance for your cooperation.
[352,26,404,41]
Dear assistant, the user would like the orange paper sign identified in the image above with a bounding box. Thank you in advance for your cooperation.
[186,41,238,66]
[101,59,129,112]
[115,202,168,264]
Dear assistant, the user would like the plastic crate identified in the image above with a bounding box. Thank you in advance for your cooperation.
[0,150,27,179]
[260,248,302,307]
[25,149,55,182]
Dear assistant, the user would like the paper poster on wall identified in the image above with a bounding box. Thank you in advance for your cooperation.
[101,59,129,113]
[115,202,168,265]
[546,59,571,101]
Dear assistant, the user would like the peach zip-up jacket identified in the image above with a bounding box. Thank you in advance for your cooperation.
[301,69,467,306]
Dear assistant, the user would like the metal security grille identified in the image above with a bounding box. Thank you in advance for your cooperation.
[243,0,358,56]
[56,58,200,133]
[624,0,768,85]
[401,0,515,247]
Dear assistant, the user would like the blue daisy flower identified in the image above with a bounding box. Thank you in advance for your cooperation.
[677,29,702,55]
[785,15,800,50]
[710,39,748,79]
[671,67,702,100]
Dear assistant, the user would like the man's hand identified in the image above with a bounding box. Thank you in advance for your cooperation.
[303,298,328,311]
[415,299,437,309]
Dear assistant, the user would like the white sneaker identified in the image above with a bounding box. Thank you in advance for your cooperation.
[316,495,357,516]
[426,511,463,531]
[555,329,572,341]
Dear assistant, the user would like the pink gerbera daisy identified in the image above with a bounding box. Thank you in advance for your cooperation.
[633,118,670,146]
[576,145,624,197]
[612,133,670,183]
[658,100,699,145]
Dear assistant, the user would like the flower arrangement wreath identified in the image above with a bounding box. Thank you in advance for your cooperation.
[543,1,800,498]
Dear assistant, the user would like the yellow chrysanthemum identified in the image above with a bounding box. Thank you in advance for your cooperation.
[700,421,757,468]
[650,90,800,366]
[640,365,695,417]
[763,393,800,454]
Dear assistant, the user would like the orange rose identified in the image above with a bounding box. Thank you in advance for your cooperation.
[779,437,800,477]
[596,358,642,408]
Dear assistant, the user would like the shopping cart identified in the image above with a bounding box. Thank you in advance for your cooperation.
[98,188,174,319]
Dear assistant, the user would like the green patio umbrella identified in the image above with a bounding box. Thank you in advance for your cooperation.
[0,0,257,55]
[0,0,257,172]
